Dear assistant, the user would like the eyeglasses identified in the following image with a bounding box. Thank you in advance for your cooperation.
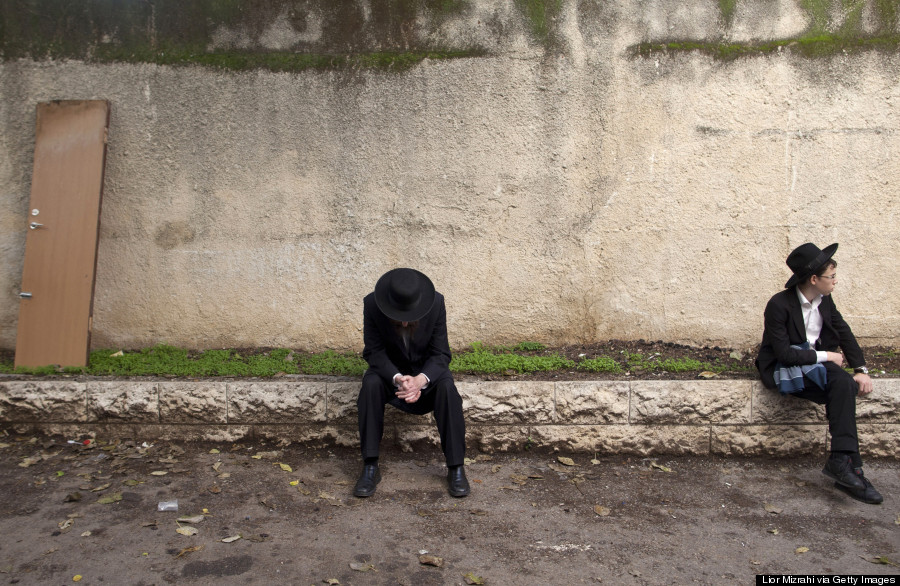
[818,274,837,280]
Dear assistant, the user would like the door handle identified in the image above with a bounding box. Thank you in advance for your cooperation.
[19,292,33,299]
[29,222,43,229]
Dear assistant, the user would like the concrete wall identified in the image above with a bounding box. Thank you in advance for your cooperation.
[2,376,899,457]
[2,0,900,353]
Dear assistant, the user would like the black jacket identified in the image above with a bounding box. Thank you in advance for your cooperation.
[362,291,452,385]
[756,287,865,389]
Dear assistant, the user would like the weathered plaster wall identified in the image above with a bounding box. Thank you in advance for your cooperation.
[1,1,899,353]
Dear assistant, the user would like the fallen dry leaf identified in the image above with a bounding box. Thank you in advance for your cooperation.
[221,535,241,543]
[593,505,611,517]
[175,545,203,558]
[698,371,718,379]
[324,579,340,585]
[795,547,809,554]
[58,519,74,531]
[349,562,376,572]
[764,503,783,514]
[97,493,122,505]
[768,528,779,535]
[91,483,111,492]
[64,492,82,503]
[463,572,485,585]
[509,474,528,485]
[650,462,672,472]
[278,463,293,473]
[557,456,576,467]
[419,555,444,567]
[149,471,167,476]
[491,465,502,473]
[860,555,900,567]
[177,515,204,524]
[253,450,282,460]
[175,526,198,537]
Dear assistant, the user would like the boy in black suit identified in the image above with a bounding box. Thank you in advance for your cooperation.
[756,243,881,504]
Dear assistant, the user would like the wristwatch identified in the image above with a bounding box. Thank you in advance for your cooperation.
[853,366,869,375]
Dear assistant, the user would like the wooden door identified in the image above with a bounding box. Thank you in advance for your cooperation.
[14,100,110,368]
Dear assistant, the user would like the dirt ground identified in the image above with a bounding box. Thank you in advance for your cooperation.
[0,434,898,585]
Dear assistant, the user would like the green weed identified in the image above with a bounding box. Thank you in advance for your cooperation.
[450,342,575,374]
[297,350,367,376]
[576,356,622,374]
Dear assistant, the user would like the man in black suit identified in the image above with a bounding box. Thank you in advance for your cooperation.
[353,268,469,498]
[756,243,881,504]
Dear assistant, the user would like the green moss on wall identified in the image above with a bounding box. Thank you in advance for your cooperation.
[719,0,738,29]
[0,0,482,72]
[636,0,900,61]
[514,0,563,45]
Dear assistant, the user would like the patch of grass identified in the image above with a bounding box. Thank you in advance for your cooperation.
[450,342,575,374]
[297,350,367,376]
[576,356,622,374]
[658,358,705,373]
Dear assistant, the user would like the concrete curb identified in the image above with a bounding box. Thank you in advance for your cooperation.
[1,378,898,457]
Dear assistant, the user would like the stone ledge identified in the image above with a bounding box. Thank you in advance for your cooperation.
[1,378,898,457]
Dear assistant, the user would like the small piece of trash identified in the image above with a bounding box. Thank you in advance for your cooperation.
[220,535,241,543]
[110,351,124,357]
[157,500,178,512]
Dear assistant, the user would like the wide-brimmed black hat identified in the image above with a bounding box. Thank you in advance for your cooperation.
[374,268,436,322]
[784,242,838,288]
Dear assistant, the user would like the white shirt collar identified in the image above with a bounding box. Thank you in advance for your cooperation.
[796,286,822,309]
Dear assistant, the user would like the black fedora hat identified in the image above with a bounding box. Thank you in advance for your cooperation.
[784,242,838,288]
[374,268,436,322]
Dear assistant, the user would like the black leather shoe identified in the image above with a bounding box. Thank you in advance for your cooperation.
[822,454,865,490]
[447,466,470,498]
[834,468,883,505]
[353,464,381,497]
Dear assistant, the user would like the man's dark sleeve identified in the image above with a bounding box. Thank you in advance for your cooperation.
[419,295,452,384]
[362,295,399,384]
[827,297,865,368]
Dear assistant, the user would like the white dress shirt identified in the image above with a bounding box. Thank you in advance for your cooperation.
[796,287,828,363]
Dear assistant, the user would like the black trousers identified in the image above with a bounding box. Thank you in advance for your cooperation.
[794,361,861,465]
[357,370,466,467]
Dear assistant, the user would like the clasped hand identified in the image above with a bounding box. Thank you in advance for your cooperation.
[395,374,428,403]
